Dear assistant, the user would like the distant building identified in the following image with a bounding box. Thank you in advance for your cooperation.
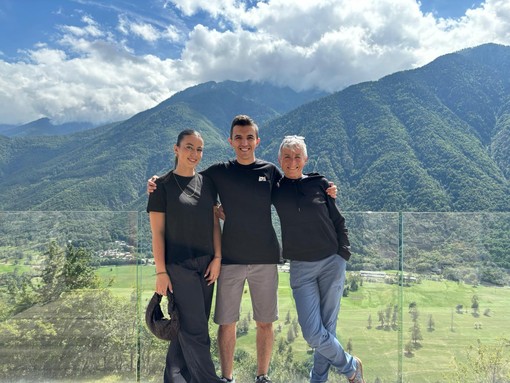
[360,270,387,281]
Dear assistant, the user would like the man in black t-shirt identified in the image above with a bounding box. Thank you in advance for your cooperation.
[204,116,281,383]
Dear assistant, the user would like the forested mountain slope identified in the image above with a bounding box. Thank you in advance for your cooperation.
[0,44,509,212]
[261,43,510,211]
[0,81,324,210]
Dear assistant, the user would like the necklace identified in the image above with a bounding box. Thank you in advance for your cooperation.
[172,172,199,198]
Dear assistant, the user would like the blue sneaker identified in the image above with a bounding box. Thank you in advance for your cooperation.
[348,356,365,383]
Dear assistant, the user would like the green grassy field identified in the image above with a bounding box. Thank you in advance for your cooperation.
[97,265,510,382]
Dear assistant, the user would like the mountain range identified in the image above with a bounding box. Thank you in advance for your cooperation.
[0,43,509,212]
[260,43,510,211]
[0,118,96,137]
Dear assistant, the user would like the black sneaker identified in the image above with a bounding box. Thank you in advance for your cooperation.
[220,377,235,383]
[255,374,272,383]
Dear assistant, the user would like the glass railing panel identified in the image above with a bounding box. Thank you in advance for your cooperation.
[138,212,402,383]
[3,211,508,382]
[401,212,510,383]
[342,212,402,383]
[0,211,139,383]
[138,212,170,383]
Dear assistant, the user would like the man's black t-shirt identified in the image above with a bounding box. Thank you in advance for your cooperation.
[203,159,282,265]
[146,171,217,264]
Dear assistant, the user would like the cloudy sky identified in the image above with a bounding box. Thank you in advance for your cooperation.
[0,0,509,125]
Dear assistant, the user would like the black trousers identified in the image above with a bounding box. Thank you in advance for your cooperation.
[164,255,223,383]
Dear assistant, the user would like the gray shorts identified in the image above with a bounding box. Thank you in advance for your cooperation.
[214,264,279,324]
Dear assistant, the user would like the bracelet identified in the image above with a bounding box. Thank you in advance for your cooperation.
[155,271,167,276]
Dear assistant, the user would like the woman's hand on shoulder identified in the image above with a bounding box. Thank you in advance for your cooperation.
[326,181,337,199]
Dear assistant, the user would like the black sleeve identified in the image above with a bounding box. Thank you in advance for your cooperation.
[201,164,216,180]
[202,173,219,206]
[271,166,283,189]
[146,179,166,213]
[323,179,351,260]
[200,169,219,205]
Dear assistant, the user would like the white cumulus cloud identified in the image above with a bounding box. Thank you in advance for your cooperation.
[0,0,509,125]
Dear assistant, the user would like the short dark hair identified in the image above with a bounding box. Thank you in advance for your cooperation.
[230,115,259,139]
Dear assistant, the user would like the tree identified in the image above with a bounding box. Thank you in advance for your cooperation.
[411,322,423,346]
[453,339,510,383]
[385,305,392,329]
[0,289,137,380]
[410,305,419,322]
[367,314,372,329]
[346,338,353,354]
[291,317,300,338]
[1,240,102,319]
[377,310,385,328]
[2,270,38,314]
[286,326,296,343]
[471,294,480,317]
[277,338,286,354]
[404,341,414,357]
[427,314,435,332]
[285,310,291,325]
[392,305,399,329]
[237,317,250,336]
[409,302,423,348]
[262,339,309,383]
[40,241,66,303]
[63,243,100,290]
[38,242,100,306]
[349,274,360,291]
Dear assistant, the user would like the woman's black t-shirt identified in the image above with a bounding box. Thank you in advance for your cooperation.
[147,171,217,264]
